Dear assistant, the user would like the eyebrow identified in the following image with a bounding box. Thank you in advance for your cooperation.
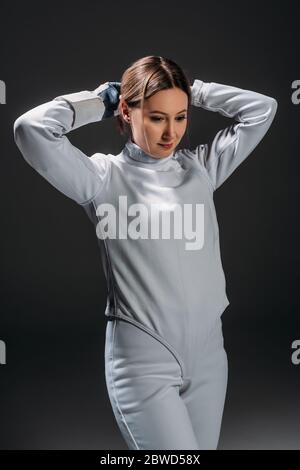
[148,109,187,115]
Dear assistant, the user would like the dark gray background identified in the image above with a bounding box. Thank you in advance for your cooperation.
[0,0,299,449]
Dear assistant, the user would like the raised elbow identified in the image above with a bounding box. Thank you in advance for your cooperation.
[268,98,278,123]
[267,97,278,117]
[270,97,278,112]
[13,114,31,143]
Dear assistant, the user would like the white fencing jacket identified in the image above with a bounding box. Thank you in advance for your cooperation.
[13,79,278,347]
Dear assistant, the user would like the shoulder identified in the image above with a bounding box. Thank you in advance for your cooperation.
[90,151,112,166]
[175,144,207,166]
[89,151,113,179]
[175,145,215,192]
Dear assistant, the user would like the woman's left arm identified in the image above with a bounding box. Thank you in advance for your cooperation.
[189,79,278,191]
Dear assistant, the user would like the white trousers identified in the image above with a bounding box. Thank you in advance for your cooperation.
[105,315,228,450]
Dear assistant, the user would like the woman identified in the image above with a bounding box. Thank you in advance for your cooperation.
[13,55,278,450]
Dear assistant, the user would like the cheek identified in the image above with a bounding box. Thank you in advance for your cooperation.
[181,121,188,133]
[145,122,160,137]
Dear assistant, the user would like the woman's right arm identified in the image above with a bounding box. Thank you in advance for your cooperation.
[13,82,120,205]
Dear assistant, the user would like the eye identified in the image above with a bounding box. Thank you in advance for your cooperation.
[150,116,187,122]
[176,116,187,121]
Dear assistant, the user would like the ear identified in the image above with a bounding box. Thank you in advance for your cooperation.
[119,99,131,123]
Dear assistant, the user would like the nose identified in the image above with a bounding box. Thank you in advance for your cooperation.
[162,120,176,140]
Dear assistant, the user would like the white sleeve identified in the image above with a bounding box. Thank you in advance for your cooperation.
[188,79,278,191]
[13,89,110,205]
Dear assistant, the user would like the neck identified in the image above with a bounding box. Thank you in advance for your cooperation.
[124,138,175,165]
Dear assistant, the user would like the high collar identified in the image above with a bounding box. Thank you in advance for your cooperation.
[123,138,175,166]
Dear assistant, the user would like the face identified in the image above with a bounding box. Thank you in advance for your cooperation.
[120,87,188,159]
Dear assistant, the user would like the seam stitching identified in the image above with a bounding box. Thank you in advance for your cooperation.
[111,320,140,450]
[110,309,185,385]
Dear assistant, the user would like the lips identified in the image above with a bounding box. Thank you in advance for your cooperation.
[159,143,173,148]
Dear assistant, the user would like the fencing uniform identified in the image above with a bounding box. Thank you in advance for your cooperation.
[13,79,278,449]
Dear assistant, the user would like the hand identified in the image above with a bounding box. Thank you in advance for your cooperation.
[93,81,121,118]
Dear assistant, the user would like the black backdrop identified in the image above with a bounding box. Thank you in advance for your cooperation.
[0,0,299,450]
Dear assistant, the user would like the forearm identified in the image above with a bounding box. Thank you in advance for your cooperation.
[189,79,278,190]
[191,79,277,122]
[13,89,110,204]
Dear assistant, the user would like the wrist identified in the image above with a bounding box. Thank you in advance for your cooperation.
[190,79,207,106]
